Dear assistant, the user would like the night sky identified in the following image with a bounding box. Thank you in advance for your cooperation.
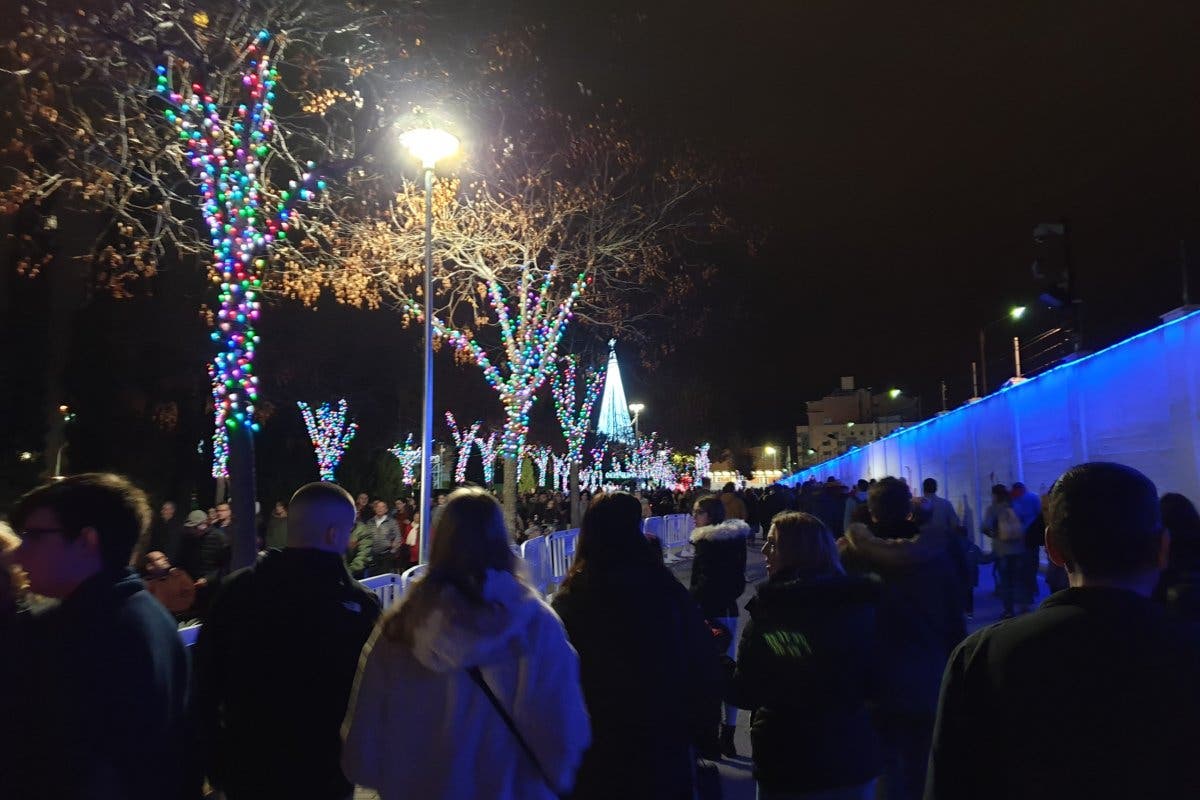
[4,0,1200,501]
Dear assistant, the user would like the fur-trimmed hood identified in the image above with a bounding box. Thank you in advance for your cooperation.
[690,518,752,543]
[409,569,545,672]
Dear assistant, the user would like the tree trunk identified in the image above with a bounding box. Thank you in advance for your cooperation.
[228,423,259,570]
[502,454,518,536]
[569,460,582,527]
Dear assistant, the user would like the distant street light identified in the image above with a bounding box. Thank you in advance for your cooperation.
[978,305,1028,395]
[628,403,645,439]
[764,445,778,470]
[888,388,902,400]
[401,124,460,565]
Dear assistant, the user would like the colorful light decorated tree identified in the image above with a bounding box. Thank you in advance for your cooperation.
[445,412,482,485]
[551,354,605,523]
[527,445,554,488]
[297,400,358,481]
[475,431,501,486]
[388,434,423,485]
[696,443,712,487]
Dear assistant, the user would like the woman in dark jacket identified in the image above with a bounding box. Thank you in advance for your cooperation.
[688,494,751,756]
[553,492,721,800]
[729,512,881,799]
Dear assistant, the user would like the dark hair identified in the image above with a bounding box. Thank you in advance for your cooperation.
[867,477,912,525]
[694,494,726,525]
[923,477,938,494]
[561,492,653,591]
[1046,463,1163,578]
[991,484,1010,502]
[11,473,151,571]
[856,479,870,491]
[382,488,516,644]
[1160,493,1200,539]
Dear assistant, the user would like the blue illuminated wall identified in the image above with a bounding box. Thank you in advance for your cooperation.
[782,309,1200,540]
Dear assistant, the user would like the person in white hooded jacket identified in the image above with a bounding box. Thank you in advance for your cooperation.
[341,487,590,800]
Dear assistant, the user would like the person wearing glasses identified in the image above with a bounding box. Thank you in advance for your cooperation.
[2,473,189,800]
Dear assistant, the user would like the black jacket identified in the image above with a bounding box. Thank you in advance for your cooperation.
[194,548,381,800]
[553,562,721,800]
[3,569,190,800]
[689,519,751,618]
[855,519,965,715]
[729,571,882,793]
[925,587,1200,800]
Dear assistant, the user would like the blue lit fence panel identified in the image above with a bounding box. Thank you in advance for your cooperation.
[782,310,1200,535]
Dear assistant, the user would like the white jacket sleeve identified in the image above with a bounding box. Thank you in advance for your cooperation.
[341,627,389,791]
[521,608,592,793]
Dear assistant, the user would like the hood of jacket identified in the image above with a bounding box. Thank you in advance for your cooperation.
[410,569,545,672]
[690,518,751,543]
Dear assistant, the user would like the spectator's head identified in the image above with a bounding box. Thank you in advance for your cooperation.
[355,492,369,510]
[215,502,232,524]
[764,511,843,578]
[160,501,176,521]
[566,492,653,586]
[273,500,287,517]
[1011,481,1027,498]
[1,522,27,617]
[183,510,208,534]
[857,479,870,493]
[206,507,218,525]
[372,499,388,518]
[385,487,515,645]
[11,473,151,598]
[923,477,938,495]
[1160,493,1200,539]
[991,484,1011,504]
[692,494,726,527]
[868,477,912,526]
[1045,463,1166,588]
[722,482,736,494]
[139,549,171,578]
[288,482,357,553]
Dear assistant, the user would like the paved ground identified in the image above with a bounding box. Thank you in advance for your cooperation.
[357,539,1048,800]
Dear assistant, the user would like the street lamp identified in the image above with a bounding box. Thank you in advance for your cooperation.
[400,124,460,565]
[978,305,1027,396]
[764,445,778,470]
[628,403,645,439]
[887,388,902,400]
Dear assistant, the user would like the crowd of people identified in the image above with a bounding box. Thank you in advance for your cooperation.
[1,460,1199,799]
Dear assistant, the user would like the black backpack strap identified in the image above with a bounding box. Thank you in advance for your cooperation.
[467,666,565,798]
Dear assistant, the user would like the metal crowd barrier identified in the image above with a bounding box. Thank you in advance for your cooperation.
[177,514,692,645]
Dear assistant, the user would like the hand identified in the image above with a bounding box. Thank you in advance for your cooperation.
[194,577,208,588]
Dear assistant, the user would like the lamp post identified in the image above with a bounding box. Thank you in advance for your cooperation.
[399,126,459,564]
[764,445,778,470]
[629,403,644,439]
[978,306,1026,395]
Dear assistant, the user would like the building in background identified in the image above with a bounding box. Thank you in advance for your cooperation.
[796,377,922,468]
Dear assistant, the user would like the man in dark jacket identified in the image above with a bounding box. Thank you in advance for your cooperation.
[839,477,964,800]
[194,482,382,800]
[3,473,190,800]
[150,500,186,563]
[924,462,1200,800]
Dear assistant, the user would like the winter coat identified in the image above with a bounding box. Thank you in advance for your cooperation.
[366,515,402,556]
[982,503,1026,557]
[346,523,374,578]
[7,568,189,800]
[179,527,230,584]
[926,587,1200,800]
[552,562,722,800]
[150,516,187,563]
[264,514,288,550]
[689,519,751,618]
[194,548,381,800]
[730,571,883,794]
[848,520,965,715]
[342,569,591,800]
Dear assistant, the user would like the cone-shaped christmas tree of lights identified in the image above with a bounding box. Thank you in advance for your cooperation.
[596,339,635,444]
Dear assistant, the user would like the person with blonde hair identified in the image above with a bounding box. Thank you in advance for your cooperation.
[729,512,882,799]
[342,487,590,800]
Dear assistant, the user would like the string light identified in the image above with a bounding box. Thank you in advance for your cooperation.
[475,431,500,485]
[445,412,482,485]
[156,30,324,477]
[695,443,711,484]
[410,266,588,462]
[550,355,605,466]
[297,399,358,481]
[527,444,553,488]
[388,434,423,485]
